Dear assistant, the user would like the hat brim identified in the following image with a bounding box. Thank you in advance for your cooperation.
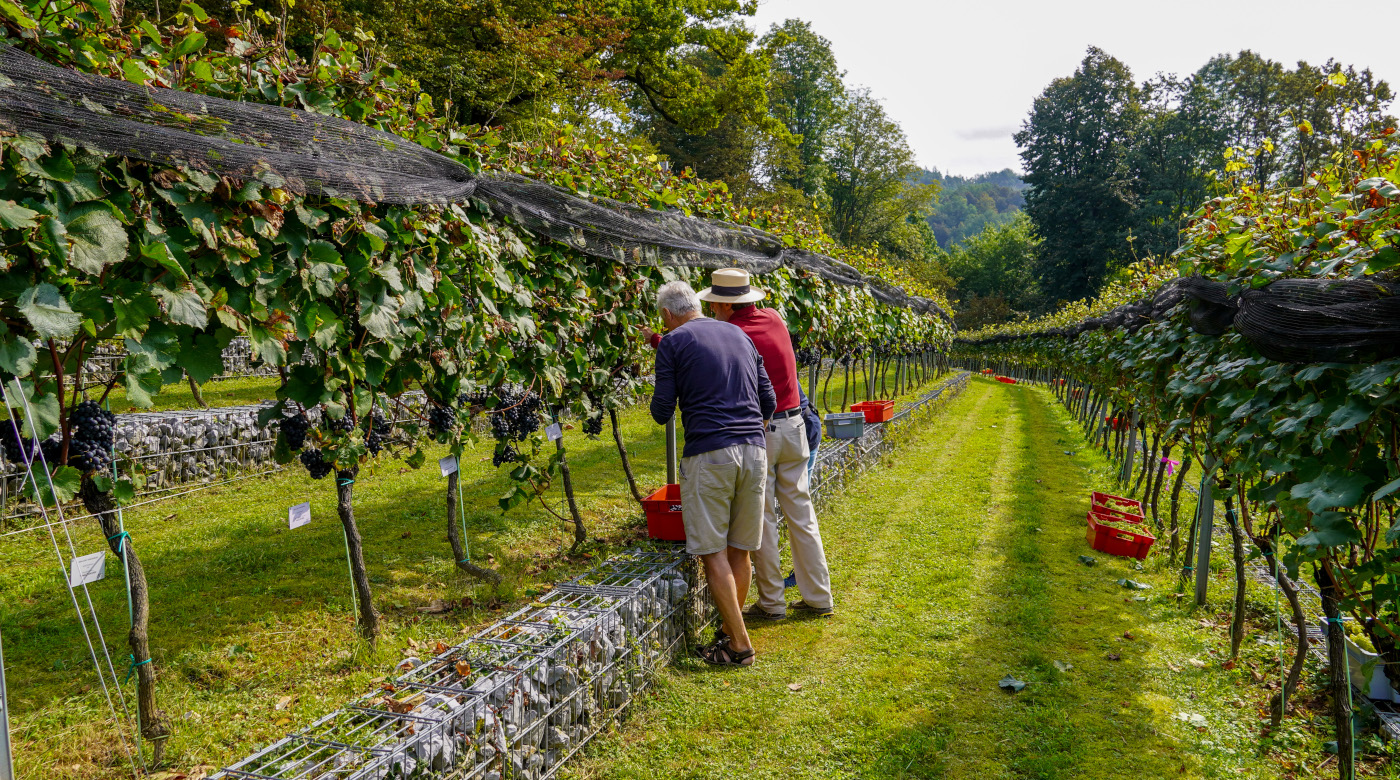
[698,287,766,304]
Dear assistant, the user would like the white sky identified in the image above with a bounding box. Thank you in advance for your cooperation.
[748,0,1400,178]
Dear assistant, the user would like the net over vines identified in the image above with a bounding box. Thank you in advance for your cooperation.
[0,45,948,321]
[958,275,1400,363]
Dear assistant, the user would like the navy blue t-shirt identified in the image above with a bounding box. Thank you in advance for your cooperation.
[650,317,777,458]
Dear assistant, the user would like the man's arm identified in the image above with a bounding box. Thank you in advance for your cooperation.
[756,353,777,421]
[650,340,678,424]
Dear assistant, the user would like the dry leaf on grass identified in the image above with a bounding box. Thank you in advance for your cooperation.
[274,695,292,711]
[787,682,803,691]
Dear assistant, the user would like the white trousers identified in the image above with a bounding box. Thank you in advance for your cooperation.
[752,415,833,613]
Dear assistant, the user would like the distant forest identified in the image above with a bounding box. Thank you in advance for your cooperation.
[913,168,1026,248]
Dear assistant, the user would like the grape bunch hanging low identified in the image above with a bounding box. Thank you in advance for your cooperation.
[68,400,117,473]
[427,404,456,435]
[326,412,356,435]
[364,410,392,456]
[280,411,310,451]
[582,391,604,437]
[485,387,545,466]
[299,448,334,480]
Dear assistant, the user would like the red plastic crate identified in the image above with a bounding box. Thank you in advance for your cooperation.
[1091,491,1144,522]
[996,376,1017,384]
[850,400,895,423]
[641,484,685,541]
[1086,512,1156,559]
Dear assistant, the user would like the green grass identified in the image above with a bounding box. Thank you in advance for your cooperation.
[567,378,1293,780]
[99,375,282,414]
[0,369,943,778]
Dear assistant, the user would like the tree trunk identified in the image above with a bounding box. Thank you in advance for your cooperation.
[608,408,644,504]
[1149,440,1173,535]
[1254,534,1307,732]
[187,375,208,409]
[1316,563,1355,780]
[821,357,837,415]
[1168,457,1191,564]
[444,470,502,584]
[553,432,587,552]
[1225,496,1247,660]
[79,477,170,765]
[335,470,380,641]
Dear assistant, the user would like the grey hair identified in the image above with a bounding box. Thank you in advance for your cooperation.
[656,280,701,317]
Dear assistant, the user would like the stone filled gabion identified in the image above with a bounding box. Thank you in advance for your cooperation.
[212,548,708,780]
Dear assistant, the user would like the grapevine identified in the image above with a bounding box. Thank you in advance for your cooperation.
[280,411,310,451]
[299,449,334,480]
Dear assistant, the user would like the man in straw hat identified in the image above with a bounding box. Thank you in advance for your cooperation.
[701,268,834,621]
[649,279,776,666]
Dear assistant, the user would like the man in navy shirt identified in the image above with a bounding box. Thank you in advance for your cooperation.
[650,280,776,667]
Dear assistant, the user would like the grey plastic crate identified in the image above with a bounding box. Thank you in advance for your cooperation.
[823,412,865,439]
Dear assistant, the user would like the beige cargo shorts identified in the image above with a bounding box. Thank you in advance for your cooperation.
[679,443,768,556]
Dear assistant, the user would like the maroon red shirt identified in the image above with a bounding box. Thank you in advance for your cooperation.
[728,307,801,413]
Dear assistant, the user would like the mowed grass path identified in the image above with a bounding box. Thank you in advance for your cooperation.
[573,378,1280,780]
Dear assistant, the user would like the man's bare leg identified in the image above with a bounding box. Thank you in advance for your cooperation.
[728,546,752,612]
[701,548,753,653]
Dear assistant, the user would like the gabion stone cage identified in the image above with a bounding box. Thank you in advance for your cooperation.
[212,547,709,780]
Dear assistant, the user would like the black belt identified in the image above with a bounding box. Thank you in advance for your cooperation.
[772,407,803,419]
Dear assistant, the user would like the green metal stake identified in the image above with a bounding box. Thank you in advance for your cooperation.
[456,462,470,564]
[337,477,359,618]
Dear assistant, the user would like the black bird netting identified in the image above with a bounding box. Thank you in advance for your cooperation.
[958,275,1400,364]
[0,45,949,321]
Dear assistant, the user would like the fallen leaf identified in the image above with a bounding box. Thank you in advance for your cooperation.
[1053,660,1073,673]
[1221,659,1237,671]
[787,682,803,692]
[999,675,1027,692]
[274,695,292,711]
[454,661,472,677]
[401,531,412,539]
[1167,663,1181,672]
[1175,712,1208,728]
[1187,658,1206,668]
[1106,653,1121,661]
[1078,555,1096,566]
[417,599,451,614]
[1117,579,1151,590]
[1123,632,1136,640]
[433,641,449,654]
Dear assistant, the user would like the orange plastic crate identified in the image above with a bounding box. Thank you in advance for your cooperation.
[850,400,895,423]
[641,484,685,542]
[1086,512,1156,559]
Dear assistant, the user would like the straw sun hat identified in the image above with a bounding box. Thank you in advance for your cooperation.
[697,268,767,305]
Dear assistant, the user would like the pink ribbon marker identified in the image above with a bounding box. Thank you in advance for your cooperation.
[1161,457,1180,475]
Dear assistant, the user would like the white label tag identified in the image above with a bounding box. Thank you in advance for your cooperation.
[68,551,106,588]
[546,422,563,442]
[288,502,311,530]
[439,455,458,476]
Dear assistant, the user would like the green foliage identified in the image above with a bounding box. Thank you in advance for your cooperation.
[761,19,844,204]
[914,167,1026,248]
[0,0,949,506]
[942,214,1042,329]
[956,129,1400,667]
[825,88,939,263]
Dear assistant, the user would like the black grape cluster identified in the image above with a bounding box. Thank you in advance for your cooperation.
[364,410,392,456]
[487,388,544,444]
[583,413,604,436]
[68,400,117,473]
[2,426,63,466]
[458,388,490,408]
[484,387,544,466]
[326,412,356,435]
[280,411,310,451]
[492,443,520,468]
[299,448,334,479]
[794,346,821,367]
[427,404,456,435]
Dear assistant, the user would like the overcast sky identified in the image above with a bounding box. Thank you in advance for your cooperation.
[748,0,1400,178]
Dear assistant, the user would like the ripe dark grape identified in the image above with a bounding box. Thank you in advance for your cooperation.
[428,404,456,435]
[68,400,116,473]
[583,413,604,437]
[0,422,32,464]
[280,412,309,451]
[486,387,544,444]
[364,410,392,456]
[325,412,356,435]
[299,448,334,479]
[492,443,520,467]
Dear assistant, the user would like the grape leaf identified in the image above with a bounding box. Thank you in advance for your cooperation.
[18,283,82,340]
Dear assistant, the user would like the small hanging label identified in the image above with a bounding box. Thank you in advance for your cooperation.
[68,551,107,588]
[439,455,458,476]
[546,422,563,441]
[288,502,311,530]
